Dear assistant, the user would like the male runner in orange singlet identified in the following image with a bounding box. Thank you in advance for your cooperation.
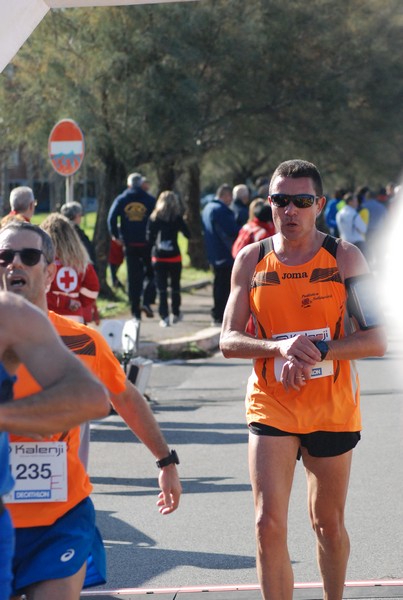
[220,159,387,600]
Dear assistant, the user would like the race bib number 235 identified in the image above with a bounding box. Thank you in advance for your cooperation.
[4,441,67,503]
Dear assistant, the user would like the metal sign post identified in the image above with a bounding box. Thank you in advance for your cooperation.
[65,175,74,204]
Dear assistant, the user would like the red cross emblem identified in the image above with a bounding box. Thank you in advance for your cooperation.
[56,267,78,293]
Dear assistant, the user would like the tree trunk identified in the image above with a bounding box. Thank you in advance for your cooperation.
[157,160,176,195]
[185,161,209,270]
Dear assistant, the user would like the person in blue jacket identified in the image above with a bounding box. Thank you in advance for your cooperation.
[324,188,345,237]
[201,183,240,325]
[107,173,156,320]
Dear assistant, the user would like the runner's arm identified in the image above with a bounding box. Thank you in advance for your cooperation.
[324,241,387,361]
[110,380,182,514]
[0,295,110,435]
[220,244,320,365]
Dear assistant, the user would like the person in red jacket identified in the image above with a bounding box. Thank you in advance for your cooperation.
[40,213,100,324]
[232,198,275,258]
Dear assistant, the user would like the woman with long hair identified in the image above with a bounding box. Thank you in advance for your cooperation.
[41,213,100,324]
[146,191,190,327]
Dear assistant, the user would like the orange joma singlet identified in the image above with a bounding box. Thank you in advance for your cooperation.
[246,235,361,434]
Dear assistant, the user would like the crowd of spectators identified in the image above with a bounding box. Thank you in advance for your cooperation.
[325,183,399,270]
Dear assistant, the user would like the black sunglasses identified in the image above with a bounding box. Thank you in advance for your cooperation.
[270,194,317,209]
[0,248,46,267]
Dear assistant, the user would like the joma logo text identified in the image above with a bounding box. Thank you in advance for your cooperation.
[282,272,308,279]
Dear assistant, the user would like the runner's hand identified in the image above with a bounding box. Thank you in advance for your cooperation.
[157,466,182,514]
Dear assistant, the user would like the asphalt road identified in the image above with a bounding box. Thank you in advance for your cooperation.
[84,334,403,597]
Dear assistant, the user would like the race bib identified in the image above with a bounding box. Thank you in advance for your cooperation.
[273,327,333,381]
[4,441,67,503]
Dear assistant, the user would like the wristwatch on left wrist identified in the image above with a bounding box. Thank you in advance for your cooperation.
[156,449,180,469]
[313,340,329,362]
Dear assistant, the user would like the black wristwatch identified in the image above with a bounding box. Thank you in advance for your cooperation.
[156,449,180,469]
[313,340,329,362]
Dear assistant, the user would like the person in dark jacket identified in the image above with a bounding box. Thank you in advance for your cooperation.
[107,173,156,320]
[201,183,240,325]
[231,184,250,227]
[147,191,190,327]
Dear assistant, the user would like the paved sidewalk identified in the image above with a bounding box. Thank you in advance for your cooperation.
[99,281,221,360]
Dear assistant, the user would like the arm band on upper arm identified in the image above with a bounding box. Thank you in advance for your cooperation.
[345,273,383,330]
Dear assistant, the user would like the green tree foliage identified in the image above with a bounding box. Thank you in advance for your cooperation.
[0,0,402,284]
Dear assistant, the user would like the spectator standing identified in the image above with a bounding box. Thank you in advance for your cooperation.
[41,214,100,325]
[60,201,97,269]
[4,186,37,224]
[232,198,275,258]
[336,192,367,254]
[232,198,275,336]
[202,183,240,325]
[147,191,190,327]
[255,176,270,200]
[324,188,344,237]
[357,186,387,269]
[231,183,250,226]
[141,176,151,193]
[107,173,156,320]
[385,182,396,207]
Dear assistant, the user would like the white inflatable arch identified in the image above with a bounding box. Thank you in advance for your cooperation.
[0,0,197,73]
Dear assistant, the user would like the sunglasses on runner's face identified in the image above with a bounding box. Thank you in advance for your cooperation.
[0,248,45,267]
[270,194,317,208]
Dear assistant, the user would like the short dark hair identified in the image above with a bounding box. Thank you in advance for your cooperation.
[269,159,323,196]
[0,220,55,264]
[343,192,355,205]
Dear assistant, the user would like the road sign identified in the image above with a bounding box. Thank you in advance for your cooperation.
[48,119,85,177]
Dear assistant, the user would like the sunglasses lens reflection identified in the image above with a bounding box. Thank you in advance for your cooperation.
[271,194,315,208]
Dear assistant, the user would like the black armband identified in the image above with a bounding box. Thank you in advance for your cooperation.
[345,274,383,330]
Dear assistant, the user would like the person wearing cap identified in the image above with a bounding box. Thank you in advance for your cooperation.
[220,159,387,600]
[107,173,156,320]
